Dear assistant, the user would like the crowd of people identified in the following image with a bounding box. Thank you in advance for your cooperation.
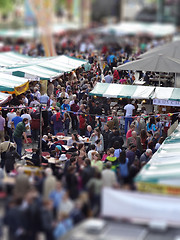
[0,34,175,239]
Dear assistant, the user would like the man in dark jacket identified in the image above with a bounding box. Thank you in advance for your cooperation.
[102,124,111,151]
[81,158,95,189]
[108,130,124,149]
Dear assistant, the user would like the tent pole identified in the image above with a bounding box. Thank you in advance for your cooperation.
[39,104,42,164]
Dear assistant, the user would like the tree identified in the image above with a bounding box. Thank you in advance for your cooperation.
[0,0,14,13]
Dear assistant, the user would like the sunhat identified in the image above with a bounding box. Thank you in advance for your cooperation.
[59,154,67,161]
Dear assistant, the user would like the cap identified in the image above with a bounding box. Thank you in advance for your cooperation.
[55,145,62,151]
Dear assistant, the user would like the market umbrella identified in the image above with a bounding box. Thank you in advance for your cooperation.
[138,41,180,59]
[116,54,180,86]
[116,54,180,73]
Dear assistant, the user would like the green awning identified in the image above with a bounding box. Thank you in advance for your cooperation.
[89,83,180,101]
[135,124,180,194]
[9,65,61,80]
[170,88,180,101]
[89,83,155,99]
[89,83,109,97]
[0,73,28,91]
[0,52,86,80]
[0,52,36,67]
[38,55,86,73]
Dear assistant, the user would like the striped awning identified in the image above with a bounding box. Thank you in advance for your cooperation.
[0,73,28,92]
[6,65,62,80]
[89,83,155,99]
[0,92,10,101]
[135,124,180,195]
[0,52,86,80]
[89,83,180,101]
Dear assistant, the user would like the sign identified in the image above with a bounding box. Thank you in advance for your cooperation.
[153,99,180,107]
[24,0,36,26]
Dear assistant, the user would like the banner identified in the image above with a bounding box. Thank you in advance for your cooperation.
[24,0,36,26]
[102,188,180,226]
[153,99,180,107]
[14,81,29,95]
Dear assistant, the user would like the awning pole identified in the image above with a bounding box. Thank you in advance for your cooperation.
[39,104,42,164]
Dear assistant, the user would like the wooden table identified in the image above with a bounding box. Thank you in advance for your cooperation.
[52,136,72,141]
[47,157,66,168]
[78,137,92,144]
[52,135,91,144]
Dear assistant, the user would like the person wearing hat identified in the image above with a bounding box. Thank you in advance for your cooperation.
[55,145,62,159]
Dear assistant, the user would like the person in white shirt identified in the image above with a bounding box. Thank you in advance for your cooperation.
[69,94,77,106]
[6,110,16,141]
[124,100,135,135]
[34,87,41,100]
[21,109,32,136]
[87,144,98,160]
[57,87,69,99]
[21,95,28,106]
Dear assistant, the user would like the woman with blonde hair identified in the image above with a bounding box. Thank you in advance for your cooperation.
[90,128,104,152]
[91,153,103,172]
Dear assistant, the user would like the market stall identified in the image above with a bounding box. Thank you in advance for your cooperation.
[89,83,180,102]
[135,123,180,196]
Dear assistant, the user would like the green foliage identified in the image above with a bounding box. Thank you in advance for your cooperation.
[0,0,14,13]
[56,0,66,8]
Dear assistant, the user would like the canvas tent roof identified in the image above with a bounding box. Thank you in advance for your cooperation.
[116,54,180,73]
[0,52,86,80]
[135,124,180,195]
[96,22,176,37]
[89,83,155,99]
[5,65,62,80]
[0,92,10,101]
[89,83,180,101]
[0,52,41,67]
[0,73,28,91]
[139,40,180,60]
[38,55,87,73]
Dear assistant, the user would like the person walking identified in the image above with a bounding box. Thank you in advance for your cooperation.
[124,100,135,135]
[0,135,14,168]
[13,118,28,156]
[0,111,5,142]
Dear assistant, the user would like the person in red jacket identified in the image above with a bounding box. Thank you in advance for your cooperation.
[70,99,79,131]
[113,69,120,80]
[79,114,86,136]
